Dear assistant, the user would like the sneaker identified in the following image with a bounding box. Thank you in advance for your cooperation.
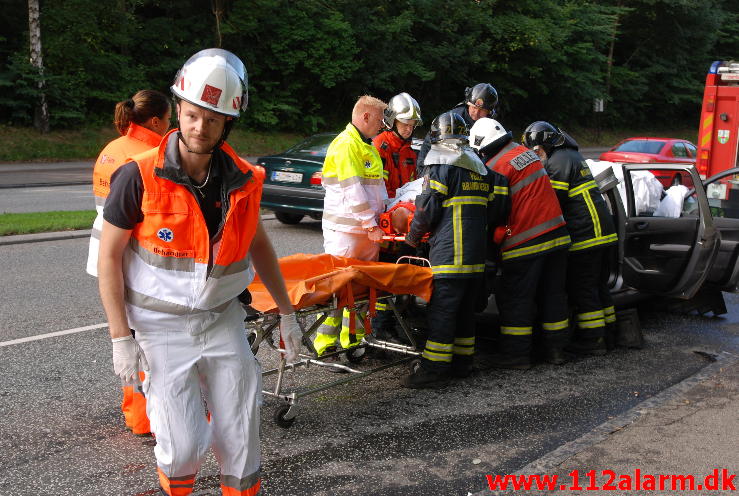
[402,367,451,389]
[319,346,347,373]
[566,337,607,356]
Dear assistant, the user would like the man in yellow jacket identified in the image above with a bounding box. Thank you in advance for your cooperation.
[314,95,388,360]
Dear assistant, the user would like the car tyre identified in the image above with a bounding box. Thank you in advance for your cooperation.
[275,212,305,224]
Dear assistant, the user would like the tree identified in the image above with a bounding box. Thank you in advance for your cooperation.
[27,0,49,133]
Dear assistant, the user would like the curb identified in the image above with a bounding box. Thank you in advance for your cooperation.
[470,351,739,495]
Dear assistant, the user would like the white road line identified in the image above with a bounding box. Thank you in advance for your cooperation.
[0,323,108,347]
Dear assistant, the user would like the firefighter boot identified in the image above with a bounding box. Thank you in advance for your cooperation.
[451,356,475,379]
[487,335,532,370]
[566,336,607,356]
[402,362,451,389]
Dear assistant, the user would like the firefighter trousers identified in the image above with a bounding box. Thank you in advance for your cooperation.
[136,300,262,496]
[567,247,615,340]
[497,249,569,357]
[420,277,482,373]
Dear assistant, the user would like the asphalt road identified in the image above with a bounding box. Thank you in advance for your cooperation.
[1,218,737,496]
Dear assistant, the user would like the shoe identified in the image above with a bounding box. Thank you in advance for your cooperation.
[319,346,347,373]
[543,347,568,365]
[402,367,451,389]
[487,353,532,370]
[345,346,366,361]
[451,364,476,379]
[566,337,607,356]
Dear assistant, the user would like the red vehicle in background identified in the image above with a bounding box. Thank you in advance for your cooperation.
[599,137,697,187]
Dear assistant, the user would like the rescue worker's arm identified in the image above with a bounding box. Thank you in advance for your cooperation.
[249,220,294,315]
[406,169,445,247]
[488,172,511,229]
[98,220,133,340]
[545,154,570,206]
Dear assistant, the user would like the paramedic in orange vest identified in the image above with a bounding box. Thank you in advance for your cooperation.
[470,118,572,369]
[373,92,422,198]
[86,89,170,436]
[97,49,302,496]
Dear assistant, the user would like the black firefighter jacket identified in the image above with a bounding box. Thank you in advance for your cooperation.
[407,144,510,278]
[544,134,617,252]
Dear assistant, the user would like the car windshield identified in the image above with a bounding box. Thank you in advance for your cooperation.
[614,140,666,154]
[287,134,336,156]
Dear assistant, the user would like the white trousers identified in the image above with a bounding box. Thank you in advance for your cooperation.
[323,228,380,261]
[137,300,261,491]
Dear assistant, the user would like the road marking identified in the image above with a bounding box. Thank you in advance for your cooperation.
[0,323,108,347]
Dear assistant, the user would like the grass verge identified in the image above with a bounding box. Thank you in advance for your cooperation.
[0,211,96,236]
[0,125,306,162]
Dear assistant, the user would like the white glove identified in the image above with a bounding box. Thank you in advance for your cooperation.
[367,227,383,242]
[280,313,303,363]
[111,335,149,383]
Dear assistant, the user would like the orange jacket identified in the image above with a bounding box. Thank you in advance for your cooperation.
[87,123,163,276]
[122,130,263,333]
[372,130,417,198]
[485,141,570,260]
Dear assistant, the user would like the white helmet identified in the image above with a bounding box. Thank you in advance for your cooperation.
[469,117,507,151]
[383,92,423,129]
[171,48,248,118]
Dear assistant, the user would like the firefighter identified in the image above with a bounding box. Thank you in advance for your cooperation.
[403,112,510,388]
[314,95,388,363]
[371,93,422,345]
[523,121,618,356]
[374,92,422,198]
[469,118,572,368]
[417,83,498,173]
[86,89,171,437]
[97,49,301,495]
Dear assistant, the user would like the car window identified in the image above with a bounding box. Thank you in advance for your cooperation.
[287,134,336,156]
[672,143,688,158]
[615,140,666,154]
[685,143,697,157]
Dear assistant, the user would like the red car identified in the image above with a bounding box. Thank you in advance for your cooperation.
[599,137,697,187]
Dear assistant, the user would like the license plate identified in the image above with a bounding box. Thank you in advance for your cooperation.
[272,171,303,183]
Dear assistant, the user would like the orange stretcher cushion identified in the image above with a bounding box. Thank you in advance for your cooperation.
[248,253,433,313]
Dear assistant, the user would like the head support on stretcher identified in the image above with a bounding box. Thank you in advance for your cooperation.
[379,201,415,235]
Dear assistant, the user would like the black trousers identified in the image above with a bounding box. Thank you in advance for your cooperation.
[497,249,569,356]
[567,247,613,340]
[421,277,483,372]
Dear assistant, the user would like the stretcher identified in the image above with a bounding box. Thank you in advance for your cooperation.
[245,253,432,427]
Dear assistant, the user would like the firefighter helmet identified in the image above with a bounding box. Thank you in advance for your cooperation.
[522,121,565,153]
[429,112,469,145]
[171,48,248,118]
[465,83,498,112]
[383,92,422,128]
[469,118,508,151]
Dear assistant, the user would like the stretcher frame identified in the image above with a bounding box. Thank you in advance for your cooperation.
[246,255,429,428]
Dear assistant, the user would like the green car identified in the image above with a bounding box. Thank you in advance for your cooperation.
[258,133,336,224]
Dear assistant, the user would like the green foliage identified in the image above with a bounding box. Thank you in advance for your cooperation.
[1,0,738,133]
[0,210,96,236]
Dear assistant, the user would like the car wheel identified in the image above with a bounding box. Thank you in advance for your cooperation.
[275,212,305,224]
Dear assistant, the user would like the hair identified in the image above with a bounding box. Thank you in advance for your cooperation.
[113,90,171,136]
[351,94,387,121]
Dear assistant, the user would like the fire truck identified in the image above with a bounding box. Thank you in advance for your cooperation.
[696,60,739,202]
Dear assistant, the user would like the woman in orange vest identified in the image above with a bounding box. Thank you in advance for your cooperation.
[86,89,171,436]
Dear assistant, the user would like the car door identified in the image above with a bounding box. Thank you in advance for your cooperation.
[699,167,739,292]
[620,164,720,299]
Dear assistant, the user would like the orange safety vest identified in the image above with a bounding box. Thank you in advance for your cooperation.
[486,142,570,259]
[123,130,263,334]
[373,130,417,198]
[87,123,164,276]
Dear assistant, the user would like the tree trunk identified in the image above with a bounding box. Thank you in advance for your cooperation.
[212,0,225,48]
[28,0,49,133]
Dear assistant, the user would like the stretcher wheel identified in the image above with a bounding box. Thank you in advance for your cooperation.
[274,405,296,428]
[345,346,366,363]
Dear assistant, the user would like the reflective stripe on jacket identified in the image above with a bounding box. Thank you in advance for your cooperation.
[87,123,163,276]
[484,137,571,261]
[545,143,617,252]
[123,130,263,334]
[322,123,387,233]
[372,130,417,198]
[407,144,510,278]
